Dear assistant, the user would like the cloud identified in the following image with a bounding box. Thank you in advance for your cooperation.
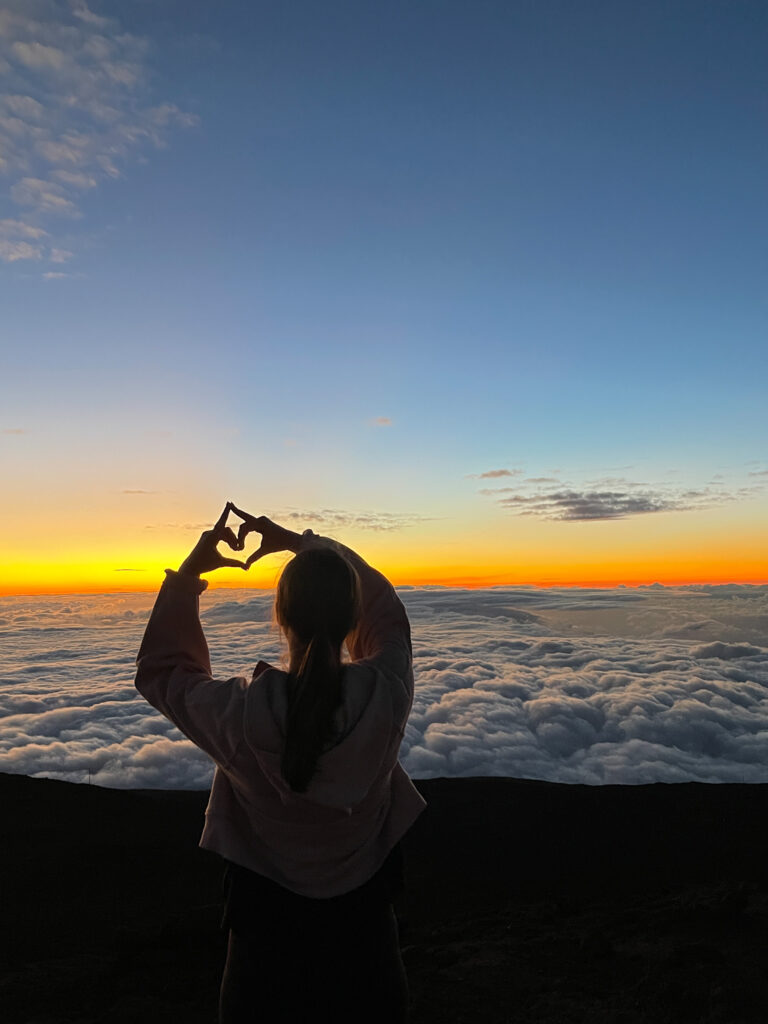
[466,469,522,480]
[1,584,768,789]
[0,217,49,260]
[2,427,28,434]
[70,2,111,30]
[0,0,198,264]
[478,474,753,520]
[0,218,48,239]
[275,507,431,532]
[122,489,158,495]
[372,417,392,426]
[12,41,67,71]
[143,522,209,532]
[1,93,45,119]
[691,642,764,660]
[499,489,681,520]
[51,169,96,189]
[11,176,78,215]
[0,238,43,261]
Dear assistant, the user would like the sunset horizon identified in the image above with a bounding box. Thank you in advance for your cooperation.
[4,558,767,597]
[3,500,767,595]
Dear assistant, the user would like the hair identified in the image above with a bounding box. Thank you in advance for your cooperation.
[274,547,362,793]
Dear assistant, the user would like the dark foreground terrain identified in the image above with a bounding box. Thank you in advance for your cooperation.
[2,772,768,1023]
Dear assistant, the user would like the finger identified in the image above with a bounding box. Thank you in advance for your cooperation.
[218,525,240,550]
[245,546,266,568]
[236,521,254,549]
[228,502,254,524]
[214,504,231,530]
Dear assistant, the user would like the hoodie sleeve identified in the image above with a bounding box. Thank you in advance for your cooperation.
[134,570,247,770]
[299,532,413,711]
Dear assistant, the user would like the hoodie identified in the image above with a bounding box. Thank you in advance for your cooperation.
[135,531,426,898]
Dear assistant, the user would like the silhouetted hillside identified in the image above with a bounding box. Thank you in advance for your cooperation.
[3,772,768,1022]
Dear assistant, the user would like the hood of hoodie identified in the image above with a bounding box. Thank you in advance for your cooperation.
[243,664,397,813]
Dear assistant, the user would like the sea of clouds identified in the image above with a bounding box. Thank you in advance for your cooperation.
[1,583,767,789]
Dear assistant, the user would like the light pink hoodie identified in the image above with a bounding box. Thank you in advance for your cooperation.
[135,531,426,898]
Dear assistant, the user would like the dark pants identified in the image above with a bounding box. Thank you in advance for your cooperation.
[219,849,409,1024]
[219,902,408,1023]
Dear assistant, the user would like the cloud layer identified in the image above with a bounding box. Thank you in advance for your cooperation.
[0,0,196,267]
[1,584,767,789]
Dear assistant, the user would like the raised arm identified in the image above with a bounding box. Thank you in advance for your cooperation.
[134,506,250,768]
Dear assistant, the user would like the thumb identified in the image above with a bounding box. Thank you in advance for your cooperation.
[219,557,248,570]
[245,545,266,569]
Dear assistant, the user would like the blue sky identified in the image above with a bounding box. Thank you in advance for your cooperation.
[1,0,767,589]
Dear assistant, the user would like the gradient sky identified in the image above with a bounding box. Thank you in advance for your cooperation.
[1,0,767,593]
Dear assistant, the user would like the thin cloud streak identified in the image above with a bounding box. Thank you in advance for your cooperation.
[275,508,431,532]
[466,469,522,480]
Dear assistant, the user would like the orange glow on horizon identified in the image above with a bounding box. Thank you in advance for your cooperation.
[3,562,767,597]
[3,505,766,596]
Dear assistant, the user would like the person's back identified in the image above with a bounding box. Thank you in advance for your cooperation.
[135,504,425,1022]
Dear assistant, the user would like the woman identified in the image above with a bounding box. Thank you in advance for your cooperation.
[135,502,426,1023]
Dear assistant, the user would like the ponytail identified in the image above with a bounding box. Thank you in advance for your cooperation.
[275,547,361,793]
[281,632,343,792]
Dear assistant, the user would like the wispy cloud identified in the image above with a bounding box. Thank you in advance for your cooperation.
[0,1,198,267]
[371,416,392,426]
[2,427,28,434]
[121,489,158,495]
[0,218,47,239]
[276,508,431,532]
[466,468,522,480]
[0,238,42,261]
[0,216,47,260]
[10,176,78,216]
[141,509,431,533]
[143,522,209,532]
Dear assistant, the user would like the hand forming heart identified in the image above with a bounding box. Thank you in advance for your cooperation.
[228,502,302,569]
[176,503,302,577]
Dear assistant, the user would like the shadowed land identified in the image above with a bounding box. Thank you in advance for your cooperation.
[3,772,768,1023]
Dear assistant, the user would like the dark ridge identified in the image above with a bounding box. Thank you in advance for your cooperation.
[3,772,768,1022]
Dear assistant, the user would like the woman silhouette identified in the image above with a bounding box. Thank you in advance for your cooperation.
[135,503,426,1023]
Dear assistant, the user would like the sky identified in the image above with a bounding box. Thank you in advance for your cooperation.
[1,0,767,594]
[2,583,767,787]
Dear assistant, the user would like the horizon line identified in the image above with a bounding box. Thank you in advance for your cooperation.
[2,574,767,598]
